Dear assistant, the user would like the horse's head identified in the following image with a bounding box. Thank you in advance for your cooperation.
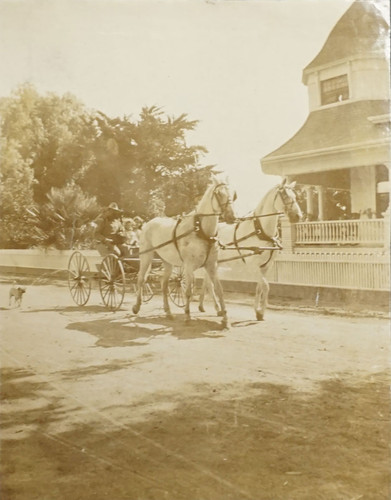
[275,179,302,223]
[210,176,237,224]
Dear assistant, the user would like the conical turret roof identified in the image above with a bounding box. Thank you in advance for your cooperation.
[303,0,389,83]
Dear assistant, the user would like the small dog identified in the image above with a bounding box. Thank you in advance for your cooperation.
[9,284,26,307]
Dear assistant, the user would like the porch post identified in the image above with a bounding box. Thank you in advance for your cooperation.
[383,208,390,250]
[317,186,326,221]
[304,186,315,219]
[280,216,296,252]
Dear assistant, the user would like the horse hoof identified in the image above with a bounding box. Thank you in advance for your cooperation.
[132,305,139,315]
[166,313,174,320]
[198,305,205,313]
[221,318,230,330]
[256,311,264,321]
[217,310,223,317]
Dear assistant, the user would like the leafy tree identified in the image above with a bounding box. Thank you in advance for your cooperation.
[0,83,95,204]
[33,183,101,249]
[119,106,212,217]
[0,84,97,247]
[82,106,213,219]
[0,136,37,248]
[0,84,213,248]
[79,111,136,206]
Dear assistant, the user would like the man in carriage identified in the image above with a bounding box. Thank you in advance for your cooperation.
[94,202,131,257]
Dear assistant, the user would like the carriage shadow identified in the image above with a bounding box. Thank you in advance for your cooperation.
[20,305,113,314]
[67,313,225,348]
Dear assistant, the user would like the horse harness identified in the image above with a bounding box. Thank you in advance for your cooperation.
[218,214,282,268]
[141,182,230,264]
[216,185,296,267]
[173,214,219,265]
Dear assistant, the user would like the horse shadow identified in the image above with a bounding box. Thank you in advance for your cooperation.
[67,313,225,348]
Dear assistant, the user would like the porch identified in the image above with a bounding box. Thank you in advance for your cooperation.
[271,215,390,292]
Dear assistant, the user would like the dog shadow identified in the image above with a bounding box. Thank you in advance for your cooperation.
[1,305,24,311]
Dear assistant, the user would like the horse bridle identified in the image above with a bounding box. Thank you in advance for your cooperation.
[211,183,235,215]
[275,185,298,218]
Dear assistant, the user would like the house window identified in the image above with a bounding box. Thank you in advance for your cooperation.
[321,75,349,105]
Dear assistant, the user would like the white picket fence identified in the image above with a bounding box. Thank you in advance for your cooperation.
[295,219,385,246]
[0,247,389,293]
[270,251,390,291]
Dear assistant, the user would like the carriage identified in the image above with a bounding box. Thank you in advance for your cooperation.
[67,248,186,311]
[68,177,301,323]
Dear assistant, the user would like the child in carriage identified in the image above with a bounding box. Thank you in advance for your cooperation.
[123,218,140,257]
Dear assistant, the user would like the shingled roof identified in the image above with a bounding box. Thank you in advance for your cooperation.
[303,0,389,83]
[262,100,390,161]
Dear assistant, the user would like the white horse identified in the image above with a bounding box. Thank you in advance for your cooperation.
[198,179,302,320]
[132,175,236,328]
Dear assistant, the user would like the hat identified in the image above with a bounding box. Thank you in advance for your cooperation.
[107,202,123,213]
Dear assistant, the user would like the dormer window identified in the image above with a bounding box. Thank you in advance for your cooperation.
[321,75,349,105]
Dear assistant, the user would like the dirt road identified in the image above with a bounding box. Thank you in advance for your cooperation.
[1,282,390,500]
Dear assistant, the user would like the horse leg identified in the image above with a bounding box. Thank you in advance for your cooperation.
[204,264,229,329]
[161,262,174,319]
[183,266,194,323]
[132,254,153,314]
[208,278,222,316]
[198,277,206,313]
[255,274,269,321]
[198,273,221,315]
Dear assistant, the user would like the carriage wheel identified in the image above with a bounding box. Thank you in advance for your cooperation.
[131,280,154,303]
[142,281,154,303]
[168,267,186,308]
[99,254,126,311]
[68,251,92,306]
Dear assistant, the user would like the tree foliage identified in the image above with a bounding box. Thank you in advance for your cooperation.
[0,136,37,248]
[33,184,100,249]
[0,84,213,248]
[82,106,212,218]
[0,83,95,204]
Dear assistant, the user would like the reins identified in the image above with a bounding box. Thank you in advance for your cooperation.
[216,195,285,266]
[138,184,294,264]
[236,211,283,221]
[217,245,281,264]
[138,224,195,256]
[138,182,231,259]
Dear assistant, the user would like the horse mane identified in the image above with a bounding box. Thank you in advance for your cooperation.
[254,183,280,216]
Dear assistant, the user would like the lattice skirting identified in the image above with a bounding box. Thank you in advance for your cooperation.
[271,251,390,291]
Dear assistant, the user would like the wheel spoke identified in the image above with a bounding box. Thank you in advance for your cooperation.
[101,262,110,280]
[112,290,118,309]
[68,252,91,306]
[98,254,125,310]
[100,280,111,291]
[102,286,111,301]
[107,256,114,275]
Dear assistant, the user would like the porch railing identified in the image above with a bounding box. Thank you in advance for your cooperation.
[294,218,385,246]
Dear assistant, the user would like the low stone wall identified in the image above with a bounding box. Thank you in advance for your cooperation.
[0,249,389,311]
[0,249,102,273]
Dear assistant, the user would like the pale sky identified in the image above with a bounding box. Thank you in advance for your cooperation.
[0,0,354,213]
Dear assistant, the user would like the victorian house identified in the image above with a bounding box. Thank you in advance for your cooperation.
[260,0,390,294]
